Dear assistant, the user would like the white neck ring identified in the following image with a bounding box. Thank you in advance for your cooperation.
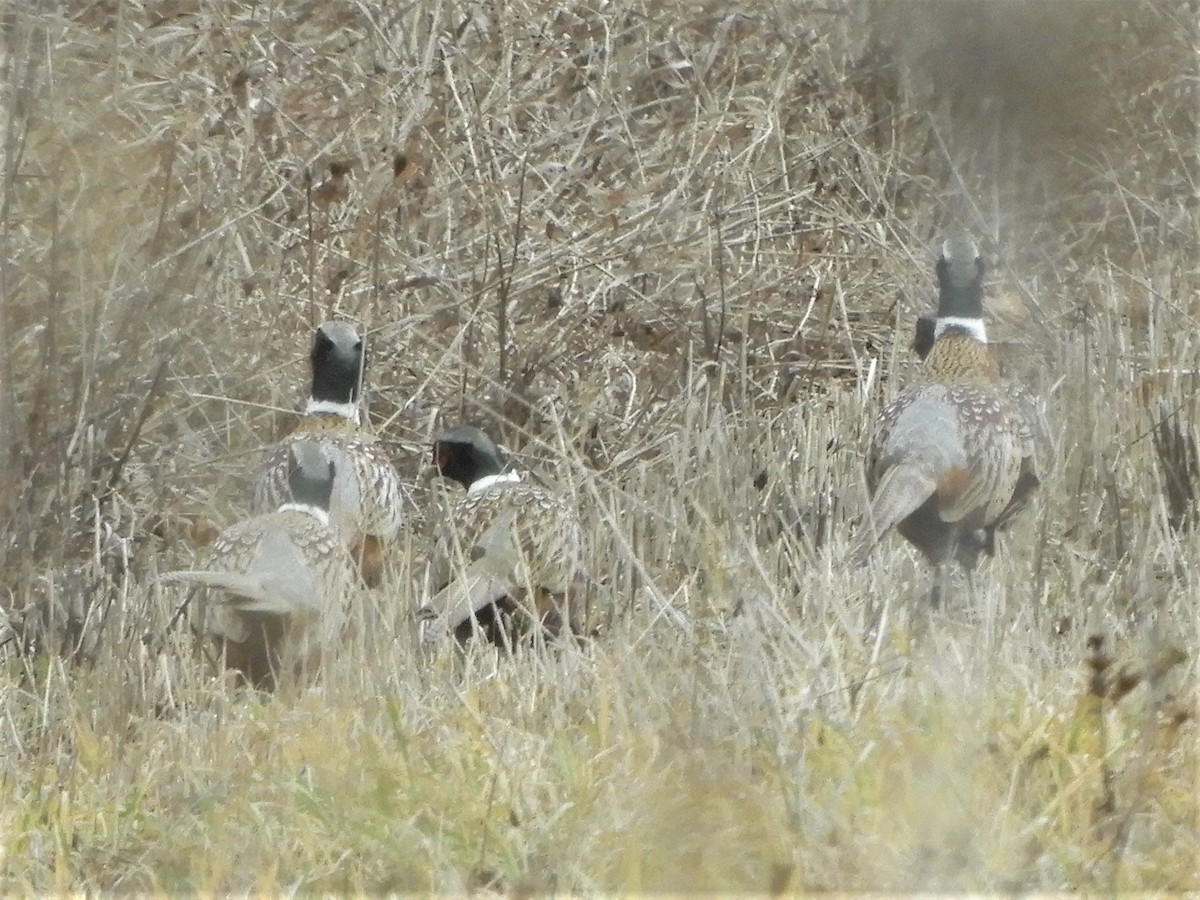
[934,316,987,343]
[305,398,360,423]
[468,471,522,495]
[278,503,331,526]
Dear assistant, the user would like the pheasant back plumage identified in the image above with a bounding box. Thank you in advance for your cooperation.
[206,510,351,626]
[919,332,1001,383]
[431,480,582,598]
[423,477,585,640]
[164,504,357,689]
[254,414,412,546]
[864,331,1036,567]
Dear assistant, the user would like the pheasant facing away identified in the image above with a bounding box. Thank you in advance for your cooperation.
[858,236,1039,598]
[418,425,585,647]
[160,441,356,689]
[254,321,412,587]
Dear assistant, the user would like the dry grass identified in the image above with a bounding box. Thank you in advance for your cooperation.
[0,0,1196,892]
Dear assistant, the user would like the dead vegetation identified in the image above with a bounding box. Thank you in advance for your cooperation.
[0,0,1196,892]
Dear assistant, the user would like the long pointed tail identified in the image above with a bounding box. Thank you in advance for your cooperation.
[853,463,937,563]
[418,565,511,640]
[157,570,283,612]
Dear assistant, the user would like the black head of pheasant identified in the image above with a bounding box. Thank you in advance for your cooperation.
[923,237,997,382]
[307,321,365,421]
[934,235,985,338]
[434,425,508,491]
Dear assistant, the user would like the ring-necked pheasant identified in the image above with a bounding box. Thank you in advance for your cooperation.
[856,236,1039,600]
[160,440,356,688]
[418,425,584,647]
[254,321,413,587]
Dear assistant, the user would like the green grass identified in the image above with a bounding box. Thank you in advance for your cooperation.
[0,0,1196,892]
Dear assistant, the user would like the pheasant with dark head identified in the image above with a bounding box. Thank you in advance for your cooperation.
[420,425,585,647]
[160,441,355,689]
[858,236,1039,597]
[254,321,415,587]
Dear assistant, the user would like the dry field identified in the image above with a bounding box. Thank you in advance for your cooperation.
[0,0,1196,892]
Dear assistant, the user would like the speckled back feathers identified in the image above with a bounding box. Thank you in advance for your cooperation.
[252,323,414,552]
[421,425,586,639]
[860,239,1039,569]
[254,415,412,543]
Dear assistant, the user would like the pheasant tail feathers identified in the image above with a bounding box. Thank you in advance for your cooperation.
[855,463,937,563]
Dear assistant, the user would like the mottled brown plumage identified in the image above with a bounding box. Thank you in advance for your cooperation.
[858,237,1039,588]
[419,425,585,646]
[254,321,414,586]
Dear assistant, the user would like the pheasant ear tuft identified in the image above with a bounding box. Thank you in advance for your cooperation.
[940,234,980,265]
